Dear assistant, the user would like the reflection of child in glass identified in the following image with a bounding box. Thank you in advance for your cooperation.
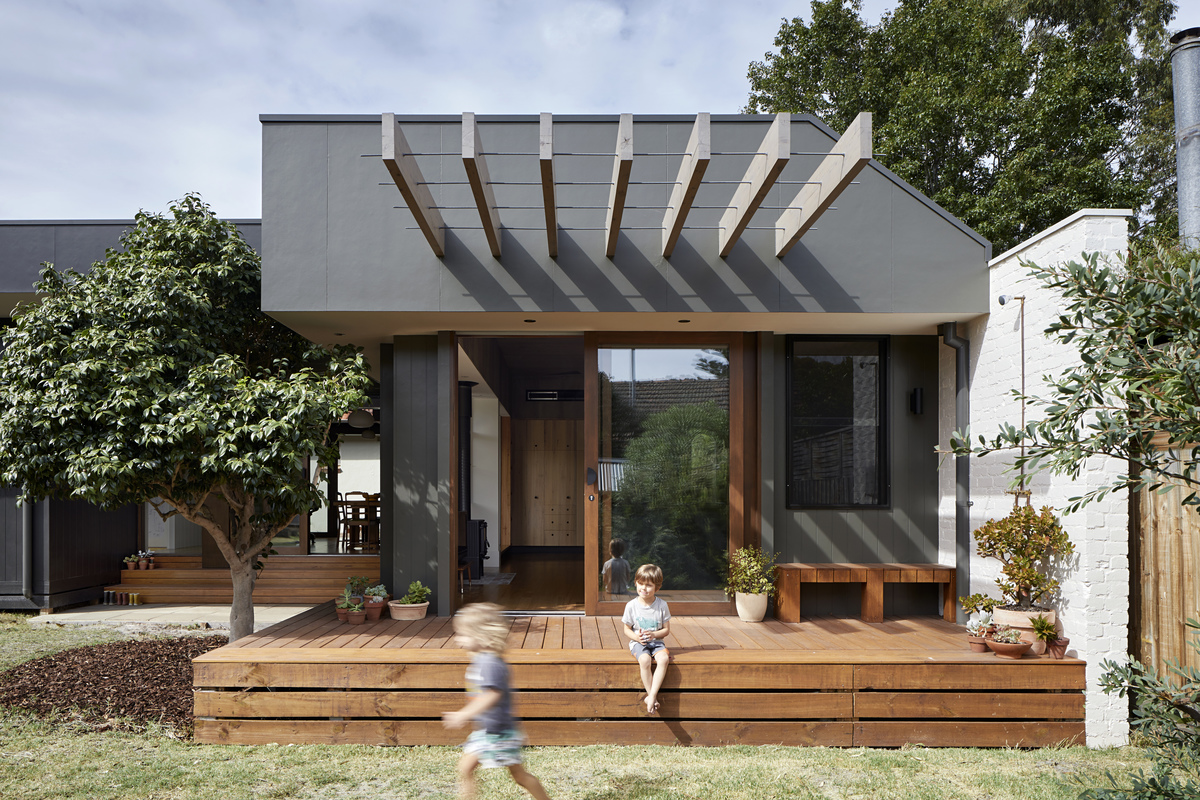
[621,563,671,714]
[442,603,552,800]
[601,538,631,596]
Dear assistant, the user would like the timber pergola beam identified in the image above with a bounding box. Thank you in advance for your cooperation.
[662,112,711,258]
[604,113,633,258]
[462,112,502,258]
[381,112,445,257]
[776,111,873,258]
[719,112,790,257]
[540,112,557,258]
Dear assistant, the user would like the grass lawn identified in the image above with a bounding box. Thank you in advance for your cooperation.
[0,611,1152,800]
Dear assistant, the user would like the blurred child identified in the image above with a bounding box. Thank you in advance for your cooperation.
[601,538,631,597]
[621,563,671,714]
[443,603,552,800]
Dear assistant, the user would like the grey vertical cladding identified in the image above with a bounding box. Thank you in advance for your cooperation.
[774,335,941,616]
[386,336,447,613]
[0,485,20,592]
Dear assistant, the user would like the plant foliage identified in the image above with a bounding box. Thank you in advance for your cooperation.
[1081,620,1200,799]
[0,194,371,640]
[958,504,1073,613]
[724,545,778,597]
[949,243,1200,512]
[745,0,1178,252]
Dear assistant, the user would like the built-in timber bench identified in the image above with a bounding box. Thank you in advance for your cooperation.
[775,563,957,623]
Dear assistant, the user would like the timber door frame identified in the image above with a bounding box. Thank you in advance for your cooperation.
[584,331,759,616]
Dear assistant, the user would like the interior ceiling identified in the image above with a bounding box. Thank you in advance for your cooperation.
[490,336,583,378]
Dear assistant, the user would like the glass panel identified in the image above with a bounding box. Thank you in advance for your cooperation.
[787,338,884,507]
[598,346,729,604]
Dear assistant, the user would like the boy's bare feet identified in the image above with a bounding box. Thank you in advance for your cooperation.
[644,695,656,714]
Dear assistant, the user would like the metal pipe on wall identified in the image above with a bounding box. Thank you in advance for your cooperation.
[939,322,971,624]
[1170,27,1200,247]
[21,494,33,604]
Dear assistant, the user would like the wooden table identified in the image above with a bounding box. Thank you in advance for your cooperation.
[775,562,957,623]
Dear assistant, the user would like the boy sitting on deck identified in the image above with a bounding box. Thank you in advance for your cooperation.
[621,563,671,715]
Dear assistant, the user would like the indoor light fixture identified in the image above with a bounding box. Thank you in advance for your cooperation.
[347,408,374,429]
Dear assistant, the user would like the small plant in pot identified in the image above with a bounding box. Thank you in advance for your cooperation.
[724,545,777,623]
[958,502,1074,647]
[363,584,389,621]
[345,575,371,604]
[388,580,432,620]
[1031,613,1070,659]
[965,613,993,652]
[335,587,354,622]
[345,601,366,625]
[123,554,139,570]
[986,624,1032,658]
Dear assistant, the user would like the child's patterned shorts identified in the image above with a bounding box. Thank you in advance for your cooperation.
[464,728,526,767]
[629,639,669,659]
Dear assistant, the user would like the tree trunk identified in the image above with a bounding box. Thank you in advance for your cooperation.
[228,559,258,641]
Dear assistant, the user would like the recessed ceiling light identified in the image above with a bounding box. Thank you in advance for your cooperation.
[678,319,690,323]
[524,319,536,323]
[334,332,345,336]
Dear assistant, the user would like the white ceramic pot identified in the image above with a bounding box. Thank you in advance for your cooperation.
[735,592,768,622]
[388,601,429,620]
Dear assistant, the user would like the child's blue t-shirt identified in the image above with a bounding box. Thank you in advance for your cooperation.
[465,651,515,734]
[622,596,671,633]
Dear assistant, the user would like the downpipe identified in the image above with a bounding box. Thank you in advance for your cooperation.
[939,322,971,624]
[21,494,34,606]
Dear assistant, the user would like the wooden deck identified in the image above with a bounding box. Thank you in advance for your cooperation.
[193,603,1086,748]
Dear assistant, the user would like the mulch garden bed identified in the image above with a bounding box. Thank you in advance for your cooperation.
[0,634,227,736]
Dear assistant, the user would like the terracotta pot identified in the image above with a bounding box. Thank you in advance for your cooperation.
[138,559,149,569]
[388,601,429,620]
[734,592,768,622]
[993,607,1054,653]
[1047,638,1070,659]
[336,606,349,622]
[125,561,137,570]
[967,634,990,653]
[346,609,366,625]
[364,599,385,621]
[986,639,1032,659]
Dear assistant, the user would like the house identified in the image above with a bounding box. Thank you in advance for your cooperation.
[1,112,1136,747]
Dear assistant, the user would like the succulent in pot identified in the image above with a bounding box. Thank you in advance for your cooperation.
[1031,613,1070,659]
[388,580,432,620]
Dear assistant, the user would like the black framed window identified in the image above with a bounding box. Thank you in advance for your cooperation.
[786,336,887,508]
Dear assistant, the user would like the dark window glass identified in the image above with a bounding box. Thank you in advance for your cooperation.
[786,337,886,508]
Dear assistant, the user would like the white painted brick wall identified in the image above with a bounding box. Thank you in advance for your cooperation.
[939,209,1133,747]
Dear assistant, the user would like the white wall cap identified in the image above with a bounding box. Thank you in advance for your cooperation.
[989,209,1133,267]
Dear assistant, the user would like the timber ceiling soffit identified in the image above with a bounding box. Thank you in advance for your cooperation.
[381,112,873,261]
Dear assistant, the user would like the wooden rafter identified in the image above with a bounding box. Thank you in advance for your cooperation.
[604,113,633,259]
[462,112,502,258]
[718,113,790,258]
[776,112,873,258]
[662,112,711,258]
[540,112,557,258]
[381,112,445,257]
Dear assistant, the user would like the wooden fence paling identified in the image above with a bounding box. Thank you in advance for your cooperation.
[1137,479,1200,677]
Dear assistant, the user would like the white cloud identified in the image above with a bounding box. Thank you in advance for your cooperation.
[0,0,895,219]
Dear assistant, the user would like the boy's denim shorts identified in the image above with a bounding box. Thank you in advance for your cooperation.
[629,638,669,659]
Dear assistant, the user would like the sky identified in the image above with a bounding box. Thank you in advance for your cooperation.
[0,0,895,221]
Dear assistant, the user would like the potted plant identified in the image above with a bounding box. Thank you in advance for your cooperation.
[123,554,139,570]
[335,587,354,622]
[985,625,1032,659]
[363,584,389,621]
[1031,613,1070,659]
[388,580,431,620]
[965,613,992,652]
[724,545,777,623]
[137,550,151,570]
[345,601,366,625]
[346,575,371,604]
[958,503,1074,644]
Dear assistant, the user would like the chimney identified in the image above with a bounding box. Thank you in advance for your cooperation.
[1170,27,1200,247]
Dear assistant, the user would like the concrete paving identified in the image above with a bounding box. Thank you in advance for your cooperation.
[26,603,315,632]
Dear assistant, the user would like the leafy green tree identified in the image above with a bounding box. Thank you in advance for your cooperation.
[951,242,1200,511]
[0,195,371,640]
[745,0,1178,252]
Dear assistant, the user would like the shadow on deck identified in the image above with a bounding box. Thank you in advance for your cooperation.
[192,602,1086,747]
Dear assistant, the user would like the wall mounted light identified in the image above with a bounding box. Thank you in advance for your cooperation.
[909,387,924,415]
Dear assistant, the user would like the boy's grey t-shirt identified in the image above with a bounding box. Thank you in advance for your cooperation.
[603,556,631,594]
[465,651,515,734]
[622,596,671,633]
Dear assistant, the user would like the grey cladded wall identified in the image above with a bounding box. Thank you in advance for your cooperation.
[260,114,987,321]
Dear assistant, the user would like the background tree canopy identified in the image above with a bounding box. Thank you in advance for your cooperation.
[745,0,1179,252]
[0,195,371,639]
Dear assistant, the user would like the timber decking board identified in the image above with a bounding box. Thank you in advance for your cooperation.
[194,606,1087,748]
